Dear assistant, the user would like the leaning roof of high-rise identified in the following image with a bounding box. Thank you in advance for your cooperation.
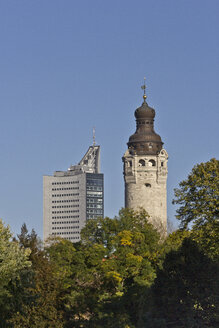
[54,145,100,177]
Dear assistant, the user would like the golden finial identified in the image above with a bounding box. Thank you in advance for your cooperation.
[141,77,147,101]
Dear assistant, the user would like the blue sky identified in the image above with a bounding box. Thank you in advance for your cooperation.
[0,0,218,237]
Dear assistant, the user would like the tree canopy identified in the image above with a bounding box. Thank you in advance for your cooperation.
[47,208,162,327]
[0,220,30,288]
[173,158,219,229]
[0,220,31,327]
[152,238,219,327]
[0,159,218,327]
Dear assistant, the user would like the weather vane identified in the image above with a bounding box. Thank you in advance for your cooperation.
[141,77,147,101]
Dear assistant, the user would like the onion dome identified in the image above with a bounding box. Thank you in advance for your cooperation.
[127,79,163,155]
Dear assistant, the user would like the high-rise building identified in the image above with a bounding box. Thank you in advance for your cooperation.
[123,81,168,230]
[43,145,104,242]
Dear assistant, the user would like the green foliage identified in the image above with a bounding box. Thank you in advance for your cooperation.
[150,158,219,327]
[163,229,190,253]
[8,224,64,328]
[17,223,42,262]
[191,221,219,261]
[173,158,219,229]
[0,220,31,290]
[46,237,106,327]
[45,206,217,328]
[0,220,31,327]
[46,208,161,327]
[151,238,219,327]
[1,155,218,328]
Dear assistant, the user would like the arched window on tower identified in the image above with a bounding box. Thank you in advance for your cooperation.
[148,159,156,167]
[127,161,132,167]
[139,159,145,167]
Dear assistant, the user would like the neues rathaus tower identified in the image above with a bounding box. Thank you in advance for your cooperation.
[123,80,168,230]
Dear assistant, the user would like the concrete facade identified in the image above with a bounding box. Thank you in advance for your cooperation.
[43,145,104,242]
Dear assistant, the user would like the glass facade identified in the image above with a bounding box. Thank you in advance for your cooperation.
[86,173,104,220]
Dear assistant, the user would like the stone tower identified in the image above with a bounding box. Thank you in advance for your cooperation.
[123,81,168,230]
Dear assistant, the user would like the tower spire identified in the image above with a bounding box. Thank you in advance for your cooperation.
[127,80,163,155]
[141,77,147,102]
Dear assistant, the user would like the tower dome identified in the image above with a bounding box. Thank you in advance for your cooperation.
[127,98,163,155]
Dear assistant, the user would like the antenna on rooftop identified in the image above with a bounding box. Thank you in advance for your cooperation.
[93,127,96,146]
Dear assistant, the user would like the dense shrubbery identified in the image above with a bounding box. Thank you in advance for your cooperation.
[0,159,218,327]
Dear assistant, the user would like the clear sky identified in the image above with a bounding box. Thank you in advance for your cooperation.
[0,0,218,237]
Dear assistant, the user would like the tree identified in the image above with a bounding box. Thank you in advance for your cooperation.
[83,209,161,326]
[47,238,107,328]
[0,220,31,327]
[173,158,219,229]
[0,221,30,289]
[151,238,219,327]
[191,221,219,261]
[9,224,64,328]
[17,223,41,262]
[46,208,162,327]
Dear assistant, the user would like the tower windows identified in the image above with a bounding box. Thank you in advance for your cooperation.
[139,159,145,167]
[148,159,156,167]
[145,183,151,188]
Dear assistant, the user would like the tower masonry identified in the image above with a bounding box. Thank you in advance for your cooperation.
[123,83,168,230]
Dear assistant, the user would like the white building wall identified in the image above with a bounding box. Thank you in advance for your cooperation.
[43,174,86,242]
